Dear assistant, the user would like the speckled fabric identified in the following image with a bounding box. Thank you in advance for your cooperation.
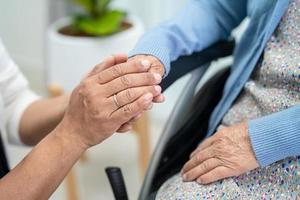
[156,0,300,199]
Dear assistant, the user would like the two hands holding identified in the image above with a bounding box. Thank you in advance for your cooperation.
[57,54,166,151]
[60,54,259,184]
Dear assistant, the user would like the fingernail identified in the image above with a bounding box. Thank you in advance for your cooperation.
[144,93,153,101]
[153,73,162,82]
[141,60,151,69]
[154,85,161,93]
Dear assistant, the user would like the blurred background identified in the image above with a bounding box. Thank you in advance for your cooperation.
[0,0,247,199]
[0,0,191,199]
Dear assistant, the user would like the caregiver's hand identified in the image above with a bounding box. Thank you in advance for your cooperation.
[181,122,259,184]
[58,55,162,149]
[129,55,165,103]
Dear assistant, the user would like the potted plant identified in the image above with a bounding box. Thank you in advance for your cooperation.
[46,0,144,92]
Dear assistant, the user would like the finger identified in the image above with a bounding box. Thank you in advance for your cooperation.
[96,59,151,84]
[104,73,162,96]
[87,54,127,77]
[182,147,214,174]
[190,136,216,158]
[114,54,128,64]
[130,55,165,76]
[153,94,165,103]
[182,158,220,182]
[117,112,143,133]
[111,85,161,108]
[116,122,133,133]
[111,93,153,123]
[148,62,165,77]
[196,166,230,185]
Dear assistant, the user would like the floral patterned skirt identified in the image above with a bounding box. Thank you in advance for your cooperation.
[156,156,300,200]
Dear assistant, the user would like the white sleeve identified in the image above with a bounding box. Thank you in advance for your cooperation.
[0,39,40,145]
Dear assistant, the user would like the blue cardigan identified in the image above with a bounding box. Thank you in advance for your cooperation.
[129,0,300,167]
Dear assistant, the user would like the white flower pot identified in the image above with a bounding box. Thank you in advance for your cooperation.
[46,15,144,92]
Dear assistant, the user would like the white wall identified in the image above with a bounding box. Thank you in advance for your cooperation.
[114,0,187,29]
[0,0,50,70]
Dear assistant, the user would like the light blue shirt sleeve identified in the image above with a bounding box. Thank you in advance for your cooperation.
[129,0,247,76]
[248,105,300,167]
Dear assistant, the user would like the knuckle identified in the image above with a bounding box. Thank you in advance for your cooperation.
[85,90,97,105]
[123,104,133,115]
[120,75,132,86]
[201,161,209,171]
[111,65,123,77]
[80,79,90,89]
[78,80,90,95]
[125,88,135,101]
[215,137,227,145]
[97,73,104,83]
[219,136,231,145]
[194,154,201,164]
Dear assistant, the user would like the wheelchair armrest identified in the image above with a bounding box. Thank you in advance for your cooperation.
[162,40,235,90]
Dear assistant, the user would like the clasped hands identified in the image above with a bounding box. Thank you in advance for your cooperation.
[58,53,259,184]
[58,54,165,150]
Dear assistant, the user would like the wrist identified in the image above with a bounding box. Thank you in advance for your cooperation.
[53,119,89,154]
[58,94,70,118]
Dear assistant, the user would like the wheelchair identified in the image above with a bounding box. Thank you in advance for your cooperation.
[105,40,235,200]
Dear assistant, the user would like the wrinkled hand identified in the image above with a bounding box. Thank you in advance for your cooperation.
[129,55,165,103]
[181,122,259,184]
[59,54,162,149]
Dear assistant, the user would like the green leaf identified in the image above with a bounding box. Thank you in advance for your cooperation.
[71,0,113,16]
[75,10,126,36]
[95,0,111,15]
[72,0,94,13]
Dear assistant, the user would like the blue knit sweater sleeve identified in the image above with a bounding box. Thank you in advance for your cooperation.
[248,105,300,167]
[129,0,247,76]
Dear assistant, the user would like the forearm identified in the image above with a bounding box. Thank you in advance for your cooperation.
[0,123,86,200]
[19,95,69,145]
[129,0,246,75]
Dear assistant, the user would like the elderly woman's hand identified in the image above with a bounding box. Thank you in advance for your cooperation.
[181,122,259,184]
[57,54,163,149]
[129,55,165,103]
